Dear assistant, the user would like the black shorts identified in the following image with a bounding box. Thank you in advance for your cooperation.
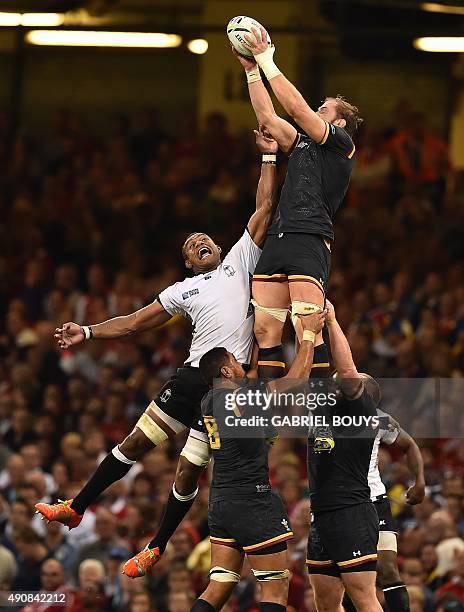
[209,492,293,555]
[374,495,398,534]
[253,233,331,293]
[154,366,209,433]
[306,503,378,576]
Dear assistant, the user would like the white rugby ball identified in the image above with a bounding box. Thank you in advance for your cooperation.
[227,15,271,58]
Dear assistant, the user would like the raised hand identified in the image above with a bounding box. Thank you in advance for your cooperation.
[230,44,256,71]
[54,322,85,350]
[254,125,278,153]
[244,26,272,56]
[300,310,327,335]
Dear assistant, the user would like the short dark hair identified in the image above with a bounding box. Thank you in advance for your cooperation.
[199,347,229,386]
[326,95,363,137]
[182,232,201,261]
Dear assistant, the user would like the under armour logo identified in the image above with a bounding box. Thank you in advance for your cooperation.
[353,550,361,557]
[281,519,290,531]
[379,520,386,526]
[160,389,171,403]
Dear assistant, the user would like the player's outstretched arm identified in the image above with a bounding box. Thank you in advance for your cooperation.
[325,300,361,397]
[232,49,297,153]
[247,127,278,247]
[394,428,426,505]
[268,311,326,394]
[54,301,172,349]
[244,28,327,144]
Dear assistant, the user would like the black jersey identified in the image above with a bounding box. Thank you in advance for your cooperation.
[201,385,271,502]
[307,387,377,514]
[268,122,355,241]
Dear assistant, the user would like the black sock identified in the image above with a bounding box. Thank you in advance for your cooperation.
[148,484,198,553]
[71,448,134,515]
[258,346,286,379]
[191,599,216,611]
[383,582,410,612]
[342,593,356,612]
[309,343,333,441]
[259,604,286,611]
[309,343,330,378]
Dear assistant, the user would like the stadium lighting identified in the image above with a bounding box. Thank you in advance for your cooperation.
[25,30,182,48]
[421,3,464,15]
[187,39,208,55]
[0,12,65,27]
[414,37,464,52]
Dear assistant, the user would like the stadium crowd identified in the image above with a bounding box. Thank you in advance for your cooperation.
[0,105,463,611]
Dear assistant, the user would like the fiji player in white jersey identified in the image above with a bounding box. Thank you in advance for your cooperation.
[344,410,425,612]
[36,128,280,577]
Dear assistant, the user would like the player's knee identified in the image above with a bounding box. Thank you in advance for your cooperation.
[175,455,205,496]
[377,557,400,587]
[259,578,288,606]
[314,592,341,612]
[119,428,154,461]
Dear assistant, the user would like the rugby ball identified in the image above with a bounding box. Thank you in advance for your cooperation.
[227,16,271,58]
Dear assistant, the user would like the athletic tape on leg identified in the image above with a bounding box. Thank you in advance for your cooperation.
[290,301,323,329]
[251,299,288,323]
[210,566,241,582]
[180,430,211,467]
[252,569,290,581]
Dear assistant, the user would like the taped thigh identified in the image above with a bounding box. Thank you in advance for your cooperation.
[251,299,288,323]
[252,569,290,581]
[378,531,397,552]
[290,300,323,329]
[135,403,175,446]
[209,566,241,583]
[180,428,211,467]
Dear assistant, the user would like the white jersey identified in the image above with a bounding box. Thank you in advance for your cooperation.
[368,408,400,500]
[158,230,261,367]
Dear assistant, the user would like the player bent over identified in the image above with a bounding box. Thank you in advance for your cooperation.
[234,29,362,452]
[306,301,382,612]
[191,310,326,612]
[35,128,279,577]
[343,411,425,612]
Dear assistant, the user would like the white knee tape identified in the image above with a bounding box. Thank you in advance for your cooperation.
[290,301,323,329]
[378,531,397,552]
[251,299,288,323]
[210,566,241,583]
[180,429,211,467]
[135,413,169,446]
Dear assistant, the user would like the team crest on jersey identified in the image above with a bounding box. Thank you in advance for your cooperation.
[160,389,171,403]
[223,264,235,277]
[182,288,199,300]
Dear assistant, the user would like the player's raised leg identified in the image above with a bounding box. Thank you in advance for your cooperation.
[35,388,193,526]
[190,543,244,611]
[252,277,290,379]
[123,428,210,578]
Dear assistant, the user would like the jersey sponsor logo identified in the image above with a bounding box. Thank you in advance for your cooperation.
[281,519,291,532]
[255,484,271,493]
[160,388,172,403]
[223,264,235,277]
[182,288,199,300]
[297,140,309,149]
[204,275,211,280]
[353,550,361,557]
